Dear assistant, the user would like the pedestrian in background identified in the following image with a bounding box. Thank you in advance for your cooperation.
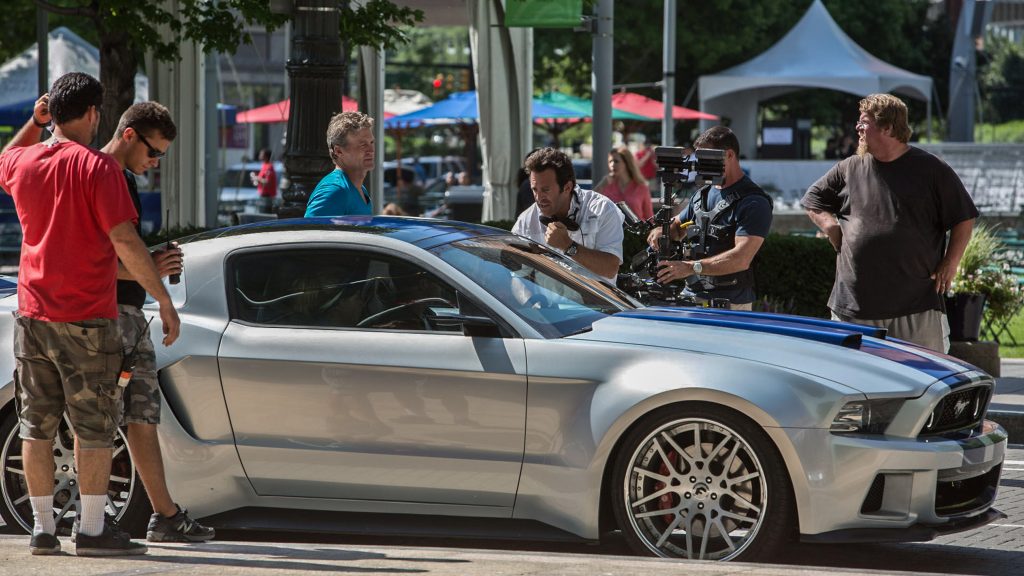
[250,148,277,213]
[596,145,653,220]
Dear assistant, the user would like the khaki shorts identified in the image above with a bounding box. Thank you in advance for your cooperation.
[13,313,123,449]
[831,309,950,353]
[118,305,160,425]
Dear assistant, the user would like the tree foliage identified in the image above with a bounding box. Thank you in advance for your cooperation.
[12,0,420,143]
[980,34,1024,123]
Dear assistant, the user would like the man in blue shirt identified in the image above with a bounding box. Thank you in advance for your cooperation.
[305,111,375,217]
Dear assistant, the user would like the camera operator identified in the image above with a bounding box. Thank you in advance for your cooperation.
[512,148,624,284]
[647,126,773,310]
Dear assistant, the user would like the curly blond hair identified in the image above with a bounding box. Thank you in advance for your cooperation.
[859,94,911,143]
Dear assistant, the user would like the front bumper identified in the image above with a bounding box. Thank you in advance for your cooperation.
[779,419,1007,542]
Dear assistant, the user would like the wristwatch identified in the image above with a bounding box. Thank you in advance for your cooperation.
[692,260,703,275]
[565,241,579,257]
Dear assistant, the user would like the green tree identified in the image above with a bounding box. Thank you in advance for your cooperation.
[980,34,1024,123]
[14,0,421,144]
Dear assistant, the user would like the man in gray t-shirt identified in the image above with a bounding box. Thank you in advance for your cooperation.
[802,94,977,352]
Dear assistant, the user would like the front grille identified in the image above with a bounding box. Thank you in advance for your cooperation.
[935,464,1001,516]
[919,384,991,436]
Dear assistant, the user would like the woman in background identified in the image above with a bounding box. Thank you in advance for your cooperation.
[596,146,653,220]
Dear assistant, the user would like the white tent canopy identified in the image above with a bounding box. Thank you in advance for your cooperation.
[698,0,932,158]
[0,26,148,109]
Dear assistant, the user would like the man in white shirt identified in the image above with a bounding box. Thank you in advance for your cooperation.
[512,148,624,284]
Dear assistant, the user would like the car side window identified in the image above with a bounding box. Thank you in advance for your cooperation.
[230,249,463,332]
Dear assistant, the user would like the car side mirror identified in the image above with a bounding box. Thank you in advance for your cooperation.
[431,309,500,338]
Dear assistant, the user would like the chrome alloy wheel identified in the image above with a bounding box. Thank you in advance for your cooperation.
[0,413,138,533]
[623,418,768,561]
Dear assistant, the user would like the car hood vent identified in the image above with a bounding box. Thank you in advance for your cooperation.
[616,307,868,349]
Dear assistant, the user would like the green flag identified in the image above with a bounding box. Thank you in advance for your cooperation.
[505,0,583,28]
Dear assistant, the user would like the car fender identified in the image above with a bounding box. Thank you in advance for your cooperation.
[514,340,858,539]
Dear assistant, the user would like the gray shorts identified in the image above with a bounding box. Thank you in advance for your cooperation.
[13,313,123,449]
[118,305,160,425]
[831,309,950,353]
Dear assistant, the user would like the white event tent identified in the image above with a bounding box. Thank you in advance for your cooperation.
[698,0,933,159]
[0,26,148,116]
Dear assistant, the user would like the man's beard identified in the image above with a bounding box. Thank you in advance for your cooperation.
[856,139,869,156]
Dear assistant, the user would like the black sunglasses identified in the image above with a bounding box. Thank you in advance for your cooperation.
[133,129,166,159]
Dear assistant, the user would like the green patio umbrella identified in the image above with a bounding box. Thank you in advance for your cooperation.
[534,91,649,147]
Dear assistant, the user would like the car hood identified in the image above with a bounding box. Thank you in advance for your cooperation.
[573,307,978,396]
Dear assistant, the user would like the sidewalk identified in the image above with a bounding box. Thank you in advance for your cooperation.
[991,359,1024,443]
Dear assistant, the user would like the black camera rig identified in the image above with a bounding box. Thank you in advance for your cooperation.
[616,147,726,306]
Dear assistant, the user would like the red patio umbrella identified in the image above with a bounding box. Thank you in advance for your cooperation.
[611,91,719,121]
[236,96,364,123]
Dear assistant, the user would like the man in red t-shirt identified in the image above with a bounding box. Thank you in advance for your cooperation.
[250,148,277,213]
[0,72,179,557]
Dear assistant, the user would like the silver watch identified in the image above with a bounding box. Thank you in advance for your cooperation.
[565,241,579,257]
[692,260,703,274]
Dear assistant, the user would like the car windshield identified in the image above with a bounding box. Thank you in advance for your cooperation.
[430,235,636,338]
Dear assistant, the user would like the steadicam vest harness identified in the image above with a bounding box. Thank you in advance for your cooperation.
[690,183,772,291]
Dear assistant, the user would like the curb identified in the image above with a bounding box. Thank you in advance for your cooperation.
[989,410,1024,444]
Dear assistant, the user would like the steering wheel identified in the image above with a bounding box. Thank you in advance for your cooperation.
[356,297,454,329]
[523,293,551,310]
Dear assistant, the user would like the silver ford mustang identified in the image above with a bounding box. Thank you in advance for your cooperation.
[0,217,1007,562]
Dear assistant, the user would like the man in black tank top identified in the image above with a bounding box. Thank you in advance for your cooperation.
[101,102,214,542]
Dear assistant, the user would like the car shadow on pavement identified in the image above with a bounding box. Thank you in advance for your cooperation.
[775,541,1024,575]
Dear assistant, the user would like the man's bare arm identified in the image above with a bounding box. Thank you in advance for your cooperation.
[572,245,621,280]
[2,95,50,155]
[805,208,842,251]
[109,221,181,345]
[932,218,975,294]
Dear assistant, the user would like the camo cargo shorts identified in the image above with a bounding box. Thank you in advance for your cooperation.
[118,305,160,425]
[13,312,123,449]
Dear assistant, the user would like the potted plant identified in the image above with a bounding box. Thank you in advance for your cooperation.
[948,224,1021,341]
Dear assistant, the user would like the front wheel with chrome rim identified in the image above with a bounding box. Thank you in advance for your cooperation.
[611,404,795,562]
[0,411,151,536]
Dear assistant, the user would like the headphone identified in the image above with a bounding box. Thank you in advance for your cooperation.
[538,188,581,231]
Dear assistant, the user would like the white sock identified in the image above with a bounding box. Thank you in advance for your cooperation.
[29,495,55,536]
[78,494,106,537]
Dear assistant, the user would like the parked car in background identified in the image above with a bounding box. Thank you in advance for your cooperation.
[219,161,285,225]
[572,158,594,189]
[0,217,1006,562]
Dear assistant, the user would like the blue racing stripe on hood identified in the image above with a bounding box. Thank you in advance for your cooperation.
[617,308,864,348]
[618,307,966,380]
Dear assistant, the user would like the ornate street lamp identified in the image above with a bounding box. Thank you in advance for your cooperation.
[271,0,346,218]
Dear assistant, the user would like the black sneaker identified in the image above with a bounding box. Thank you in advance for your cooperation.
[147,505,215,542]
[74,522,147,557]
[29,532,60,555]
[70,513,120,543]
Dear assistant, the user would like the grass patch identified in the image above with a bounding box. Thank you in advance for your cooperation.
[992,310,1024,357]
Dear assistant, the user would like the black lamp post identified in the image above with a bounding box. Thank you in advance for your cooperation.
[272,0,346,218]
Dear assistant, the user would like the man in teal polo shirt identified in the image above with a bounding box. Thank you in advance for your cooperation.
[305,111,375,217]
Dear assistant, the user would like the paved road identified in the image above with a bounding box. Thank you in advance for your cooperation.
[204,448,1024,575]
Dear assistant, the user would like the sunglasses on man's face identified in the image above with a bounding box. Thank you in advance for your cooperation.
[134,129,166,159]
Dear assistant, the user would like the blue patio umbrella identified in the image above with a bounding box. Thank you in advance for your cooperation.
[385,90,578,128]
[0,98,37,127]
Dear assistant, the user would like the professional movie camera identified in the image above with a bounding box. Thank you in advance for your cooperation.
[615,147,726,306]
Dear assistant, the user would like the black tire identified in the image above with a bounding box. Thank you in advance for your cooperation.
[0,410,152,536]
[611,403,795,562]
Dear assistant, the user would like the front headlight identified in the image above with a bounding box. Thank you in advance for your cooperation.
[830,399,905,434]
